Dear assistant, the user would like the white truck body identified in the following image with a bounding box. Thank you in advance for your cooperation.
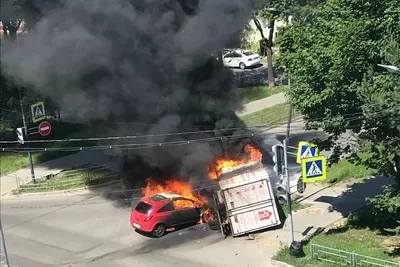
[217,162,281,236]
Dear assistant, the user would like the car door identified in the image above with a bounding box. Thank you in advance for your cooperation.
[223,52,234,67]
[156,202,176,228]
[232,52,243,67]
[172,199,200,225]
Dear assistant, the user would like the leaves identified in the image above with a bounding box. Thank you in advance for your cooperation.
[276,0,400,185]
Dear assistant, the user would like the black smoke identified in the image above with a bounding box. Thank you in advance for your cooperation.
[1,0,254,189]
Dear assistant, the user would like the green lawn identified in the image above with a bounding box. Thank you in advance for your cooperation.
[12,164,119,194]
[240,102,300,128]
[0,120,96,176]
[273,227,399,267]
[326,153,376,184]
[238,85,287,104]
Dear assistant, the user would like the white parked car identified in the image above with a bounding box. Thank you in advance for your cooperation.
[222,50,261,69]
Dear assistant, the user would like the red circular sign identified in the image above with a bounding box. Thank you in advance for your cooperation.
[38,121,51,136]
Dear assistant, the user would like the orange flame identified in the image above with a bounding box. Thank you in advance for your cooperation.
[208,144,262,179]
[142,177,205,207]
[142,178,215,222]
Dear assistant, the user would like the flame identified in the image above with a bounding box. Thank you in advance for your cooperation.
[142,178,215,223]
[142,177,207,208]
[208,144,262,179]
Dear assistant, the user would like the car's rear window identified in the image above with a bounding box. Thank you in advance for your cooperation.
[243,52,253,56]
[135,201,153,214]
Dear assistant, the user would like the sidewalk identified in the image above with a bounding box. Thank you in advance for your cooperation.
[237,93,286,116]
[257,176,392,252]
[0,151,120,196]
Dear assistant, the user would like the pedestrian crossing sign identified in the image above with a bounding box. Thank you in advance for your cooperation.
[296,141,319,163]
[31,101,46,123]
[301,156,327,183]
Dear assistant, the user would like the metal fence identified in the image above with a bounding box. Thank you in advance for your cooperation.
[13,163,119,194]
[310,243,400,267]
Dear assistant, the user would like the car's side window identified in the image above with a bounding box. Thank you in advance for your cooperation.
[224,52,233,58]
[173,199,195,209]
[233,52,242,58]
[158,202,175,213]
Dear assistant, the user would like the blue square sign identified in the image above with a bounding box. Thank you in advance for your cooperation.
[301,156,327,183]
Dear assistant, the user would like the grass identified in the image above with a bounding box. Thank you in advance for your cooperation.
[12,164,119,194]
[282,201,312,217]
[326,153,376,184]
[240,102,300,128]
[273,228,400,267]
[0,120,96,176]
[238,85,286,104]
[274,204,400,267]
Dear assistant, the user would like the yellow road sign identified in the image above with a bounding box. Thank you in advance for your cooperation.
[301,155,327,183]
[31,101,46,123]
[296,141,319,163]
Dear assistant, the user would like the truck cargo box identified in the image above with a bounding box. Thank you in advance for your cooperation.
[216,162,281,236]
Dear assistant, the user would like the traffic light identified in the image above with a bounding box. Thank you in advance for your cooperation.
[276,183,287,205]
[272,144,284,176]
[16,127,24,144]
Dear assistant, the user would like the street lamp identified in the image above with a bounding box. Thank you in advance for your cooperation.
[377,63,400,72]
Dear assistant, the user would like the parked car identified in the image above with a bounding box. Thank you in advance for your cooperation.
[130,193,205,238]
[222,50,261,69]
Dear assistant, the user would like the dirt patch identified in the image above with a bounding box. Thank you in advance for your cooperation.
[306,207,325,215]
[382,236,400,255]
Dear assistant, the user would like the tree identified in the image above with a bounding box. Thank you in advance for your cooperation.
[1,0,24,40]
[0,0,61,130]
[356,35,400,188]
[253,0,322,88]
[252,6,278,88]
[277,0,400,186]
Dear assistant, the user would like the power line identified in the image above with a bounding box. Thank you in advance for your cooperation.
[0,132,258,152]
[1,184,220,210]
[0,105,397,145]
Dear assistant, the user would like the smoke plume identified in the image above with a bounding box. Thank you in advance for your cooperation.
[1,0,254,186]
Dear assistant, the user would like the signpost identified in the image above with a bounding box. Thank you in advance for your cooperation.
[31,101,46,123]
[301,156,327,183]
[38,121,51,136]
[296,141,319,163]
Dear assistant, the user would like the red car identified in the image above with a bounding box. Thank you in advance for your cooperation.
[130,193,205,237]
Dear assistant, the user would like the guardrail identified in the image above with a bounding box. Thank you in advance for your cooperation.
[310,243,400,267]
[13,163,119,194]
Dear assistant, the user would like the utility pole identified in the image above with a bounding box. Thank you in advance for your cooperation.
[284,76,295,245]
[18,87,35,183]
[0,219,10,267]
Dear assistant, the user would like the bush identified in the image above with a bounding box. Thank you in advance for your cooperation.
[349,185,400,235]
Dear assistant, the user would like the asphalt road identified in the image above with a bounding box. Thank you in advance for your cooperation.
[1,193,275,267]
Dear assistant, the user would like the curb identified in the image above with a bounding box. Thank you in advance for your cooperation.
[2,180,120,199]
[271,260,294,267]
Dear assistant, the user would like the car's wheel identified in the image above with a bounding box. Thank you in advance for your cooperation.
[208,219,221,231]
[239,62,246,69]
[152,223,166,238]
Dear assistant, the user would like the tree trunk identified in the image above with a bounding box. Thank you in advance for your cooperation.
[253,18,276,88]
[267,19,276,88]
[266,46,275,88]
[394,154,400,191]
[9,30,17,41]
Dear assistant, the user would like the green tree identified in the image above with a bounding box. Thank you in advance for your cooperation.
[277,0,400,185]
[0,0,61,131]
[253,0,323,88]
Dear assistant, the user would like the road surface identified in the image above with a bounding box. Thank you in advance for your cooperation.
[1,193,276,267]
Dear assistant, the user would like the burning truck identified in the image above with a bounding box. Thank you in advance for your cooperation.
[130,143,306,237]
